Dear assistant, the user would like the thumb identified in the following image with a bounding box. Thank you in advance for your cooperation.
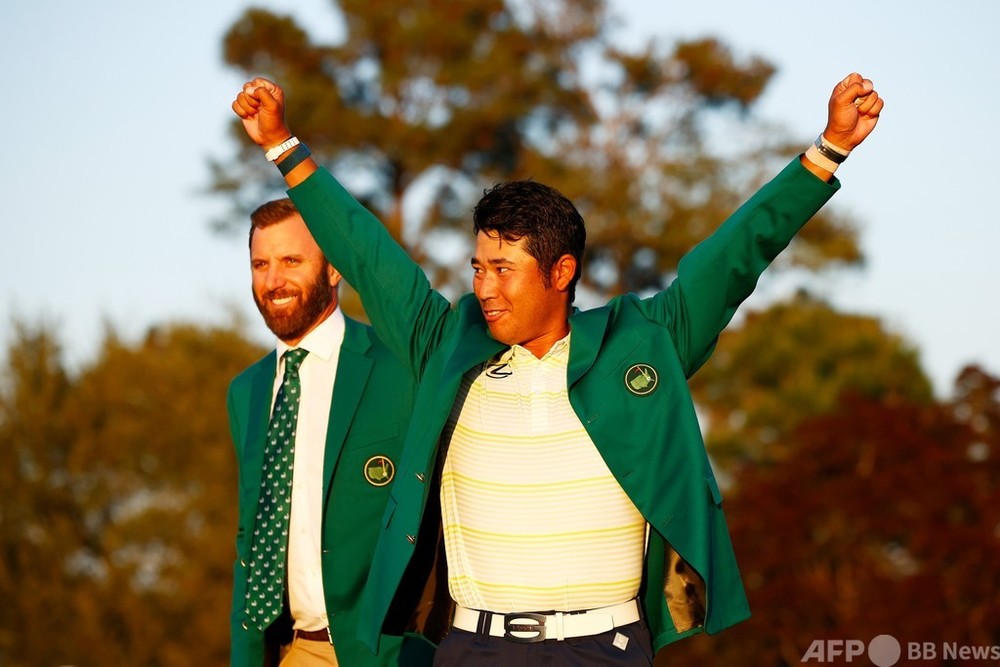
[834,76,872,107]
[244,78,285,112]
[835,72,863,96]
[255,85,280,112]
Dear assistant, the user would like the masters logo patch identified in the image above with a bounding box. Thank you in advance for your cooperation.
[624,363,658,396]
[363,455,395,487]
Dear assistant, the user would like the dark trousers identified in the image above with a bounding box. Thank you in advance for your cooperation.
[433,621,654,666]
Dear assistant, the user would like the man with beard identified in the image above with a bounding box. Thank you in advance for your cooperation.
[227,198,426,667]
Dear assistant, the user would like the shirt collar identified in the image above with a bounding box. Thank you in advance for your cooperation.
[275,307,345,366]
[505,332,572,365]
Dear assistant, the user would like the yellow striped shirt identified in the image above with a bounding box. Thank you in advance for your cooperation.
[440,335,645,612]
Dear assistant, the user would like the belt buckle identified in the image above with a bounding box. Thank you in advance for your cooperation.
[503,612,547,643]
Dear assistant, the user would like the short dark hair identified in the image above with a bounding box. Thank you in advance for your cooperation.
[248,198,299,248]
[472,181,586,301]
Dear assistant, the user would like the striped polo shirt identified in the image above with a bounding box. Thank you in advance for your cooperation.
[439,334,646,613]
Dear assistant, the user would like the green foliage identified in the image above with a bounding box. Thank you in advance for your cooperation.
[211,1,862,302]
[691,292,933,467]
[0,320,265,666]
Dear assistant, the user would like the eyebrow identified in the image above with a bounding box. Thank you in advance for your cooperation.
[471,257,516,267]
[251,253,305,263]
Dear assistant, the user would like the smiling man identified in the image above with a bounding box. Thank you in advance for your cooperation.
[232,72,883,665]
[470,179,584,357]
[250,208,340,341]
[227,199,421,667]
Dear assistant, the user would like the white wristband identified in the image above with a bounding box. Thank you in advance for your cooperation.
[804,144,840,173]
[818,134,850,158]
[265,136,300,162]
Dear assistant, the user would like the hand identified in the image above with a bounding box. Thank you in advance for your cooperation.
[822,72,884,151]
[231,77,293,150]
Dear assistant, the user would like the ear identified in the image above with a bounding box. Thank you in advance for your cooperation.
[550,254,577,292]
[327,263,343,288]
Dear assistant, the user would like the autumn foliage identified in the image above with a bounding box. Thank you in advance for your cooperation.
[660,368,1000,665]
[3,1,997,664]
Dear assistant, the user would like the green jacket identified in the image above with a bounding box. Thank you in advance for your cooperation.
[289,159,838,654]
[227,317,427,666]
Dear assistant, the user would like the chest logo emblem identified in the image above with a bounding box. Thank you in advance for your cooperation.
[625,363,658,396]
[486,361,513,379]
[364,455,395,487]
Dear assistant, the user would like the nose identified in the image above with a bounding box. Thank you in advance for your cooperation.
[264,265,286,292]
[475,271,498,301]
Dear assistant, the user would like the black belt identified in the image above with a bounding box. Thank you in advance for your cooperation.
[294,628,332,643]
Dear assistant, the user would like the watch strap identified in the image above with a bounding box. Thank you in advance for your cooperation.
[814,134,849,164]
[276,143,311,176]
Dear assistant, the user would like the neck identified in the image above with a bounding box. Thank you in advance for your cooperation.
[280,300,338,347]
[521,322,570,358]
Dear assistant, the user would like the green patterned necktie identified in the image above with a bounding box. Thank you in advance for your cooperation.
[245,347,308,630]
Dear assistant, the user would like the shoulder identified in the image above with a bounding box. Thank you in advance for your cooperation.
[456,292,480,311]
[344,316,411,372]
[226,354,275,426]
[228,353,275,393]
[342,319,417,413]
[571,294,639,326]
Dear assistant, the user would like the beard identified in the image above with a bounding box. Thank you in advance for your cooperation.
[253,265,334,342]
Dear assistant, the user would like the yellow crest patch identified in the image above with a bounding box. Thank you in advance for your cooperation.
[363,455,395,487]
[624,363,658,396]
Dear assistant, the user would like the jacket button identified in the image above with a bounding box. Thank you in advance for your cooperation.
[240,559,246,567]
[415,472,426,483]
[242,621,248,630]
[406,534,416,544]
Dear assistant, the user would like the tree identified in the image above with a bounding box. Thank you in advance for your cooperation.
[212,1,862,304]
[690,292,934,467]
[0,322,76,665]
[0,320,265,665]
[656,368,1000,665]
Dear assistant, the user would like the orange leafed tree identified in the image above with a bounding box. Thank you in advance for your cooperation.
[660,367,1000,665]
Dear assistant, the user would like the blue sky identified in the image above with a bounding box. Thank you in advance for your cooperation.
[2,0,998,397]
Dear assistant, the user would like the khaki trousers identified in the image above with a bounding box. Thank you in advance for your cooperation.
[278,634,339,667]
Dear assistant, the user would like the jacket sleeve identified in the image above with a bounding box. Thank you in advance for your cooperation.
[637,158,839,377]
[289,168,455,378]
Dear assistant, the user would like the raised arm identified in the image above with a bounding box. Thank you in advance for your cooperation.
[231,77,318,187]
[800,72,884,181]
[644,73,884,375]
[231,78,455,375]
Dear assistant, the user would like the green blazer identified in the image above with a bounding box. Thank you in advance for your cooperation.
[289,159,839,654]
[227,317,423,666]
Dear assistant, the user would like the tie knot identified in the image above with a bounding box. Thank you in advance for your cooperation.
[283,348,308,374]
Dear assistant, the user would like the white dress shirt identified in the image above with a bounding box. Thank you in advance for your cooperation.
[273,308,345,631]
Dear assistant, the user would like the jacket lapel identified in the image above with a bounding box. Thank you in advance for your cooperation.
[243,352,278,506]
[322,318,374,498]
[443,328,505,380]
[443,299,506,379]
[567,306,612,387]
